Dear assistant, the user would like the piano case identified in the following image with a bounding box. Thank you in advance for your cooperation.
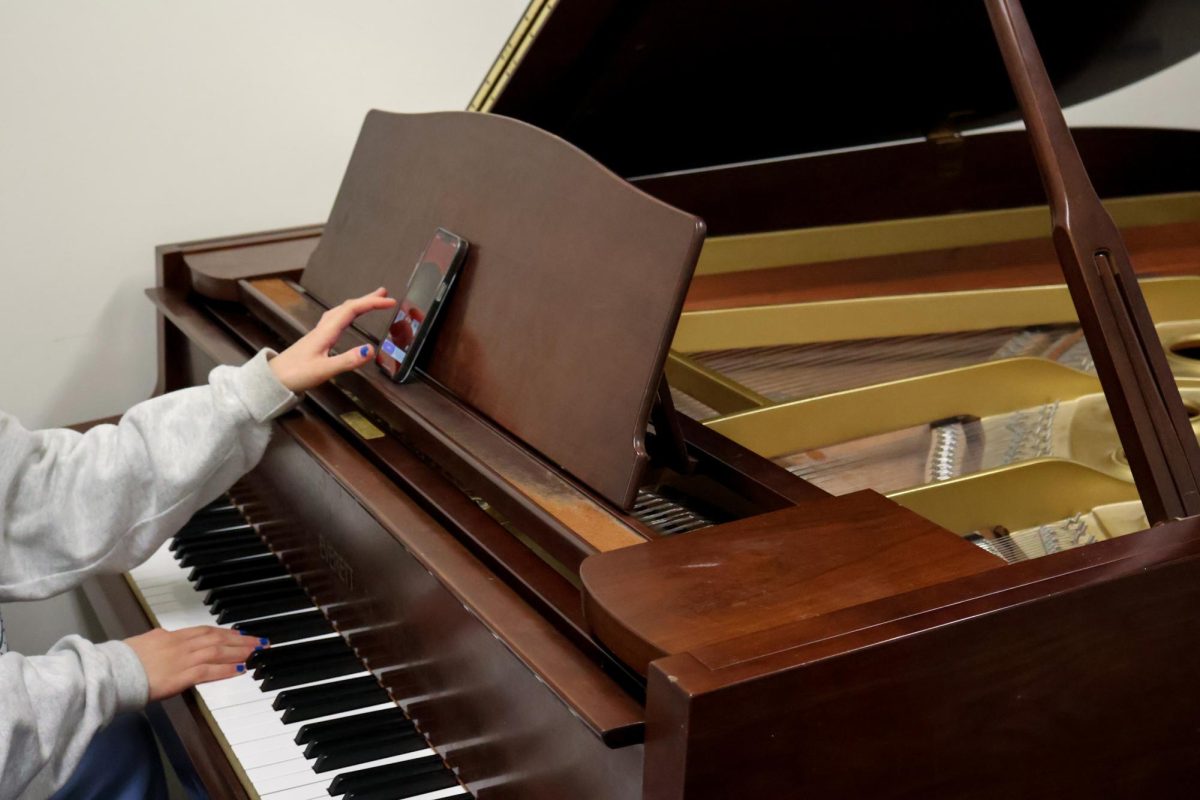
[84,0,1200,797]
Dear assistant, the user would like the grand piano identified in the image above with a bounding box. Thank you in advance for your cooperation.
[82,0,1200,797]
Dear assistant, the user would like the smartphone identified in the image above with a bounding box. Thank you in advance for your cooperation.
[376,228,469,383]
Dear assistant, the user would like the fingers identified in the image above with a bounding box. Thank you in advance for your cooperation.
[187,661,246,686]
[316,290,396,341]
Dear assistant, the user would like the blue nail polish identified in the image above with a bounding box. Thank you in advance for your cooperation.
[236,664,245,673]
[260,638,270,646]
[254,646,264,652]
[359,345,369,357]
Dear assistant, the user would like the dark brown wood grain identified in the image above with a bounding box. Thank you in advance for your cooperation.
[581,491,1001,675]
[642,516,1200,799]
[301,111,705,509]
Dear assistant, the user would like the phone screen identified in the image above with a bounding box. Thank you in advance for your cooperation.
[377,229,467,381]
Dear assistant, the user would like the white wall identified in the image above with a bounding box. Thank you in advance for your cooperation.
[0,3,1196,652]
[0,0,527,654]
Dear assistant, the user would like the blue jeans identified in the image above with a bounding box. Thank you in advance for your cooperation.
[49,713,169,800]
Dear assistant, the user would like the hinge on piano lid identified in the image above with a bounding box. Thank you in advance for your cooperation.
[927,112,970,180]
[648,376,698,475]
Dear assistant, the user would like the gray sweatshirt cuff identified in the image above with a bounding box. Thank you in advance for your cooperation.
[96,640,150,712]
[231,349,302,422]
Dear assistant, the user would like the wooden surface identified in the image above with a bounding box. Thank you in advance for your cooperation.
[581,491,1001,675]
[642,515,1200,798]
[302,111,705,509]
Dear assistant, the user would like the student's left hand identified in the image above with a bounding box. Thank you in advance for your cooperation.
[269,288,397,393]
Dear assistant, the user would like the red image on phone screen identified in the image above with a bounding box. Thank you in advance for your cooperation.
[376,228,468,382]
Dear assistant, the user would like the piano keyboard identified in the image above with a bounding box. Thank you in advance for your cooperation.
[127,497,471,800]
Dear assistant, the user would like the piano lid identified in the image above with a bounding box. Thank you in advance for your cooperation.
[472,0,1200,177]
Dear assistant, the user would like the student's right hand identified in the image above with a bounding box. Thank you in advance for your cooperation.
[124,626,265,702]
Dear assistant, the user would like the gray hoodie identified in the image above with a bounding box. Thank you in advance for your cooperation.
[0,349,298,799]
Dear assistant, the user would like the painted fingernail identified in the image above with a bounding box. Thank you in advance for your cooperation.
[260,638,270,646]
[236,664,245,673]
[254,646,264,652]
[239,631,251,636]
[359,345,369,357]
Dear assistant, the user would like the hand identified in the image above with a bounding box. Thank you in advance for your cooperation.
[124,626,265,702]
[269,288,397,393]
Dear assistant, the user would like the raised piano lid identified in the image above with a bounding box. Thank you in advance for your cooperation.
[301,111,705,510]
[472,0,1200,178]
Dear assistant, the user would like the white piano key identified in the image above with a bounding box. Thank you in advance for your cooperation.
[249,749,436,795]
[226,702,395,745]
[232,731,307,770]
[262,782,465,800]
[197,669,372,710]
[133,518,450,799]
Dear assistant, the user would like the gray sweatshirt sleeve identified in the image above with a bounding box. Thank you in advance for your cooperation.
[0,349,299,798]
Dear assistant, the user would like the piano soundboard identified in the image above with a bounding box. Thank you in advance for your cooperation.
[126,496,471,800]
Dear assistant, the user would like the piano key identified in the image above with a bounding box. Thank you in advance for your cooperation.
[235,611,337,644]
[259,654,363,691]
[179,541,272,568]
[216,593,314,624]
[229,703,396,746]
[327,754,444,795]
[209,581,307,613]
[177,508,245,531]
[205,576,296,607]
[199,669,372,711]
[295,707,410,745]
[248,750,436,795]
[312,730,429,773]
[191,557,288,590]
[172,521,256,547]
[173,529,262,557]
[131,501,459,800]
[249,636,355,670]
[275,676,391,723]
[342,769,461,800]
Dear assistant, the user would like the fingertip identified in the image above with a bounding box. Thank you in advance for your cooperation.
[359,344,372,359]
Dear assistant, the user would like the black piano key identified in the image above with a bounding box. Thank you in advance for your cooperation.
[342,770,461,800]
[327,754,445,796]
[247,635,353,669]
[258,653,363,690]
[205,576,297,608]
[171,525,258,556]
[187,503,242,522]
[178,541,271,569]
[215,593,312,624]
[190,558,286,590]
[234,610,334,643]
[210,583,306,615]
[306,726,425,763]
[174,514,248,539]
[311,729,428,773]
[295,707,410,746]
[172,522,254,547]
[275,676,389,723]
